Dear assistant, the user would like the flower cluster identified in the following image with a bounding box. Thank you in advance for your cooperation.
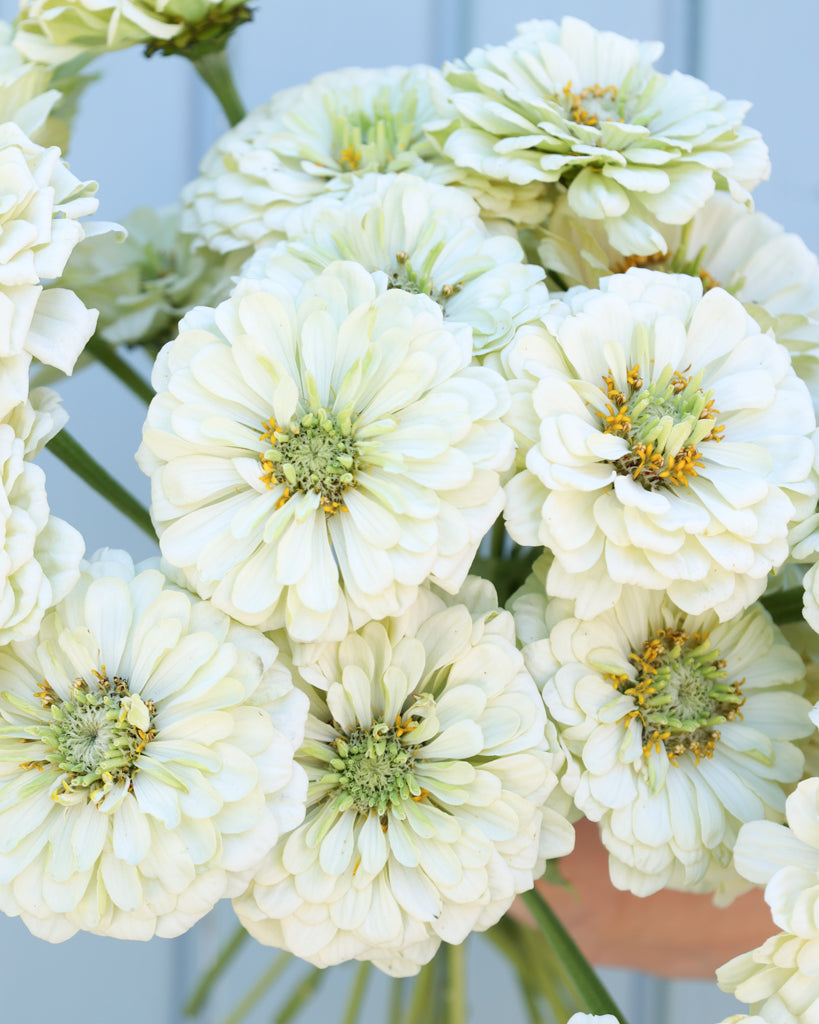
[1,9,819,1023]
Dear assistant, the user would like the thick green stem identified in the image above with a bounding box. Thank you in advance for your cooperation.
[46,430,156,541]
[185,925,249,1016]
[444,944,467,1024]
[192,47,246,125]
[275,965,326,1024]
[521,888,628,1022]
[221,954,290,1024]
[85,335,153,405]
[761,585,803,625]
[341,963,372,1024]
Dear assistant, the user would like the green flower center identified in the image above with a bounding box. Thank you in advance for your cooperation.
[598,363,723,489]
[606,628,745,762]
[260,406,360,514]
[325,716,425,817]
[328,88,426,173]
[27,674,155,802]
[386,250,463,306]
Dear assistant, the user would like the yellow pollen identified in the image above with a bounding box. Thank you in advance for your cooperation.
[562,81,618,126]
[339,145,362,170]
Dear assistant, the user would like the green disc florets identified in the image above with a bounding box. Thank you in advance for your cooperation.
[260,406,360,514]
[325,717,424,816]
[606,628,745,763]
[599,363,723,489]
[330,89,425,174]
[29,675,155,803]
[386,249,463,306]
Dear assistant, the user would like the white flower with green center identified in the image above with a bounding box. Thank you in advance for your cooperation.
[180,66,455,254]
[0,386,83,643]
[59,205,249,348]
[436,16,769,254]
[0,121,106,412]
[503,269,818,621]
[718,932,819,1022]
[13,0,251,64]
[137,261,513,643]
[0,548,308,941]
[241,173,549,360]
[233,578,574,976]
[538,192,819,415]
[517,583,813,902]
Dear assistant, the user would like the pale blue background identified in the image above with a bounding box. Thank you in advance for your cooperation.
[0,0,810,1020]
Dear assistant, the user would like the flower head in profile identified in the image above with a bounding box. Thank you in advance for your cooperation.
[0,549,308,941]
[180,66,454,253]
[516,582,812,902]
[137,261,512,643]
[241,174,549,359]
[0,386,84,643]
[0,121,104,411]
[14,0,251,64]
[718,933,819,1023]
[503,269,817,621]
[234,578,574,975]
[59,205,249,349]
[437,16,768,252]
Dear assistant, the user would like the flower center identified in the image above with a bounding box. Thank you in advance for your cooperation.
[325,714,426,817]
[27,673,155,803]
[329,89,421,173]
[605,628,745,762]
[598,363,723,489]
[260,406,360,514]
[612,251,721,291]
[560,81,620,126]
[386,250,463,305]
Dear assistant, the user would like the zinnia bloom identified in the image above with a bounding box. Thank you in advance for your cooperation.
[234,579,574,975]
[437,16,769,253]
[516,583,812,902]
[0,549,308,941]
[137,261,513,642]
[504,269,817,621]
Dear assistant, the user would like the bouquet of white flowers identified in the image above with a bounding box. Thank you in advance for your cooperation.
[0,5,815,1022]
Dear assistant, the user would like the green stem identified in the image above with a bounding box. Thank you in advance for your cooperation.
[521,888,628,1022]
[185,925,249,1016]
[46,430,156,541]
[444,944,467,1024]
[387,978,405,1024]
[220,954,290,1024]
[275,965,326,1024]
[761,585,803,625]
[341,963,372,1024]
[192,47,246,125]
[404,961,434,1024]
[85,335,153,405]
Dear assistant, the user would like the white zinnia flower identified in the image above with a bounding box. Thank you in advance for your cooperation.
[0,121,103,411]
[0,386,83,643]
[179,66,454,254]
[0,549,308,941]
[539,192,819,414]
[438,17,769,253]
[241,174,549,359]
[14,0,250,64]
[519,584,812,902]
[59,205,249,348]
[234,578,574,976]
[504,269,818,621]
[137,261,513,643]
[718,932,819,1023]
